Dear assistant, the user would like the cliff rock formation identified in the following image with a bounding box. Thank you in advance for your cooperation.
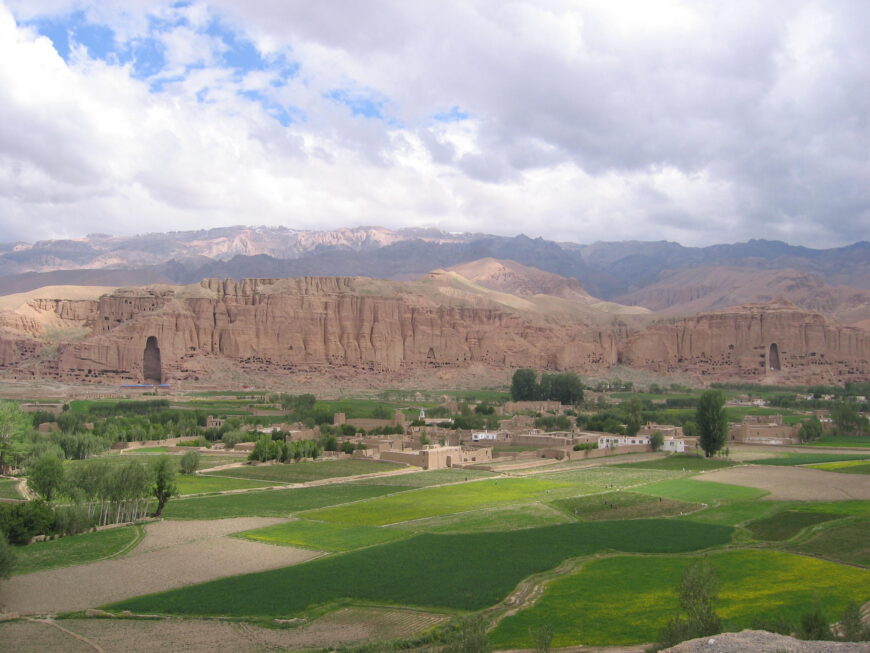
[0,275,866,386]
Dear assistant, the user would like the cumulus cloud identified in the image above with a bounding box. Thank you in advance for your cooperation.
[0,0,869,247]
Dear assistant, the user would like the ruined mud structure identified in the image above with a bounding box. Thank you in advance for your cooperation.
[0,278,867,385]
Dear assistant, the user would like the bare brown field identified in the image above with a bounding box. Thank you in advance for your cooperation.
[697,465,870,501]
[0,608,450,653]
[0,518,318,615]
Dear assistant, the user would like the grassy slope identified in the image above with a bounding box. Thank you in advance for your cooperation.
[162,484,404,520]
[350,468,495,487]
[746,510,841,541]
[490,550,870,648]
[109,520,732,617]
[203,459,404,483]
[792,520,870,566]
[633,478,766,503]
[174,475,273,495]
[0,478,22,500]
[612,455,735,471]
[13,526,141,575]
[552,492,698,521]
[753,453,870,466]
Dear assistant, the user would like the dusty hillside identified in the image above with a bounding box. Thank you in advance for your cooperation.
[618,266,870,325]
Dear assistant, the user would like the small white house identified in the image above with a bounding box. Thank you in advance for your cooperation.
[471,431,498,442]
[661,437,686,453]
[597,434,651,448]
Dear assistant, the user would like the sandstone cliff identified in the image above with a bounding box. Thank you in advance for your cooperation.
[0,277,866,386]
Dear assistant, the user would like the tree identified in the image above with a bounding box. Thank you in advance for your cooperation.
[27,454,66,502]
[249,434,274,462]
[0,401,30,475]
[150,455,177,518]
[657,559,721,649]
[529,623,554,653]
[799,416,823,442]
[650,430,664,451]
[511,369,538,401]
[0,530,15,582]
[696,390,727,457]
[831,402,868,436]
[179,450,201,475]
[624,399,643,436]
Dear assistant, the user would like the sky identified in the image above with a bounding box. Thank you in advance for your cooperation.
[0,0,868,248]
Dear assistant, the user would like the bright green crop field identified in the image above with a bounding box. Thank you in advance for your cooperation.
[802,436,870,448]
[388,503,572,534]
[753,453,870,466]
[612,455,735,471]
[489,550,870,648]
[162,484,404,520]
[806,460,870,475]
[204,459,404,484]
[350,468,495,487]
[552,491,698,521]
[237,518,410,552]
[174,475,273,495]
[12,525,142,575]
[633,478,766,504]
[108,520,732,617]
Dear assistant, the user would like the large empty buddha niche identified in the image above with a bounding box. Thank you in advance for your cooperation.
[769,343,781,371]
[143,336,162,383]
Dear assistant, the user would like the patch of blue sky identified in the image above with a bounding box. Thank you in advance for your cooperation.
[239,90,302,126]
[434,106,470,123]
[325,89,386,119]
[27,10,115,62]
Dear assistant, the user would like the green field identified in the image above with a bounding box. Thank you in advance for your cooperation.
[127,446,169,453]
[490,550,870,648]
[552,492,699,521]
[678,500,783,527]
[12,525,142,575]
[753,453,870,466]
[792,521,870,567]
[304,476,577,526]
[806,460,870,475]
[803,436,870,448]
[351,468,494,487]
[204,459,404,484]
[612,455,734,471]
[237,519,410,551]
[746,510,840,541]
[633,478,767,504]
[174,474,273,495]
[109,520,732,617]
[0,478,22,500]
[162,484,405,520]
[389,503,572,534]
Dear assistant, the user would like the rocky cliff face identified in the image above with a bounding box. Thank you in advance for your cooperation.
[621,302,869,383]
[0,278,866,385]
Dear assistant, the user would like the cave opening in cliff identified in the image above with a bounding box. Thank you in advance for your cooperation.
[769,342,781,371]
[143,336,162,384]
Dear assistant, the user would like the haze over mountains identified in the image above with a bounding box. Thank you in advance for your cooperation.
[0,226,868,326]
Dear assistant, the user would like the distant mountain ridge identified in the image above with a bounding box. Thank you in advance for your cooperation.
[1,228,867,318]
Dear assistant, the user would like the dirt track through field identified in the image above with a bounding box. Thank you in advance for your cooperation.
[0,518,319,615]
[697,465,870,500]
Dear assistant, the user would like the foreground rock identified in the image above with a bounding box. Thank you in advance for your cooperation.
[663,630,870,652]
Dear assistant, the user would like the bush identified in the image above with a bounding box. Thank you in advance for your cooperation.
[0,500,55,544]
[180,450,201,475]
[797,606,833,641]
[0,530,14,581]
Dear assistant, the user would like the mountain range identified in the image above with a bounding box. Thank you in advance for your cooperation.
[1,227,868,326]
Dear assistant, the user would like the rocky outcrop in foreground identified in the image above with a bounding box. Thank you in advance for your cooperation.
[663,630,870,652]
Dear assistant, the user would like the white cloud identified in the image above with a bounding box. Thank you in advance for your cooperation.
[0,0,869,248]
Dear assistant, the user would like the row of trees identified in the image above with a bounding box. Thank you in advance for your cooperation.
[511,370,584,404]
